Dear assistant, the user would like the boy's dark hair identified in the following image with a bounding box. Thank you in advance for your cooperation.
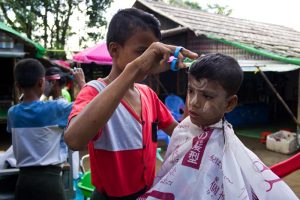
[106,8,161,48]
[189,53,244,96]
[46,67,67,87]
[15,58,45,89]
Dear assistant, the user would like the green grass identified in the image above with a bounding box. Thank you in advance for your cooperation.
[235,122,296,139]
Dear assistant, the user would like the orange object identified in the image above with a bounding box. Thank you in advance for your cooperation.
[260,131,272,143]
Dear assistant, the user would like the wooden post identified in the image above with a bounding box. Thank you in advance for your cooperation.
[297,69,300,147]
[257,67,299,125]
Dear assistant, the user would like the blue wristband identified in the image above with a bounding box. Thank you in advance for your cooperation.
[174,46,183,58]
[170,46,183,71]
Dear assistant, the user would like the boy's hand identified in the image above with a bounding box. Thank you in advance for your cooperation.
[72,67,86,89]
[126,42,198,81]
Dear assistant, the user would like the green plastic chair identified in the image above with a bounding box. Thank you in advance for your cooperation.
[77,171,95,198]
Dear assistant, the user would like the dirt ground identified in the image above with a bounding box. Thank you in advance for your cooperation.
[1,126,299,197]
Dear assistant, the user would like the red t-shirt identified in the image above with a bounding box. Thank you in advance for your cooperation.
[69,79,174,197]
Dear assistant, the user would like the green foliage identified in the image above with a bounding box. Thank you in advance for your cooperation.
[84,0,112,42]
[184,1,202,10]
[166,0,232,16]
[0,0,112,55]
[207,4,232,16]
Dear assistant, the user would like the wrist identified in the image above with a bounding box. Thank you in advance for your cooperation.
[76,80,86,89]
[122,60,141,83]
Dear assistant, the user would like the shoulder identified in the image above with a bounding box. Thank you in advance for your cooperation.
[54,99,72,108]
[7,105,17,119]
[135,83,157,98]
[173,117,200,137]
[80,79,104,96]
[7,104,17,113]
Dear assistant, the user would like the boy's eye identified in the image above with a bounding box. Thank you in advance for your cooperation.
[203,94,213,100]
[187,88,193,93]
[136,48,147,54]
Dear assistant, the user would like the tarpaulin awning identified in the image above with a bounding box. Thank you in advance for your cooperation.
[0,22,46,58]
[73,43,112,65]
[238,60,300,72]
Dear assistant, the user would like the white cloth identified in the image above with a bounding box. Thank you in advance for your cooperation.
[139,117,298,200]
[72,151,80,179]
[0,146,16,169]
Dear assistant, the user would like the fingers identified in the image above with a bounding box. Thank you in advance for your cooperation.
[165,44,198,59]
[160,51,171,72]
[165,45,198,70]
[72,67,83,74]
[180,48,198,60]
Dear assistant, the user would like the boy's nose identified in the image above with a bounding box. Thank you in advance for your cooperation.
[189,94,204,109]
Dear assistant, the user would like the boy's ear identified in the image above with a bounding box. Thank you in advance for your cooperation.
[225,95,238,113]
[108,42,119,58]
[37,78,44,88]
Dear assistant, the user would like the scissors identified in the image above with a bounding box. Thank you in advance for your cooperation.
[169,46,195,71]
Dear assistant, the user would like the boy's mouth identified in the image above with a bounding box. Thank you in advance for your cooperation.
[189,110,199,118]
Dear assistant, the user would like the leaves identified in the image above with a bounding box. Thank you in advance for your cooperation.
[0,0,112,55]
[166,0,232,16]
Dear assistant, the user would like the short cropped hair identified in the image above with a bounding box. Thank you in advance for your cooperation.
[106,8,161,48]
[46,67,67,87]
[14,58,45,89]
[189,53,244,96]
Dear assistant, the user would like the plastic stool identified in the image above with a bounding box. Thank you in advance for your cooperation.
[157,130,170,145]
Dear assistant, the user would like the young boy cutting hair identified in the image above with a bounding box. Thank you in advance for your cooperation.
[140,53,297,200]
[64,8,198,200]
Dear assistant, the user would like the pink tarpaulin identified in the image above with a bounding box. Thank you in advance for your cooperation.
[73,43,112,65]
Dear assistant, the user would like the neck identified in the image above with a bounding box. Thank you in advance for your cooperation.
[106,71,134,89]
[52,90,62,100]
[22,90,40,103]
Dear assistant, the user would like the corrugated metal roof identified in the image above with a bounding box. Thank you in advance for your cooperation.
[0,22,45,58]
[135,0,300,60]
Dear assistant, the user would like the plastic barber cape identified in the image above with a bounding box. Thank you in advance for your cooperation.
[139,117,298,200]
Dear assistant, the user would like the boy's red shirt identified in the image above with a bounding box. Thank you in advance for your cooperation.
[68,79,174,197]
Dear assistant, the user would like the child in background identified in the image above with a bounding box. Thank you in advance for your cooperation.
[44,66,86,181]
[7,59,72,200]
[42,66,85,102]
[64,8,198,200]
[140,53,297,200]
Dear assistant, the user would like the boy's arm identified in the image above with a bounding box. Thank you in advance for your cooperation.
[64,42,198,150]
[154,92,178,136]
[163,121,178,136]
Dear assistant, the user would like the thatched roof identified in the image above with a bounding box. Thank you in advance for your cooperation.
[134,0,300,65]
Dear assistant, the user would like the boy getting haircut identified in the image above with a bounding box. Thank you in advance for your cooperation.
[189,53,243,96]
[140,53,297,200]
